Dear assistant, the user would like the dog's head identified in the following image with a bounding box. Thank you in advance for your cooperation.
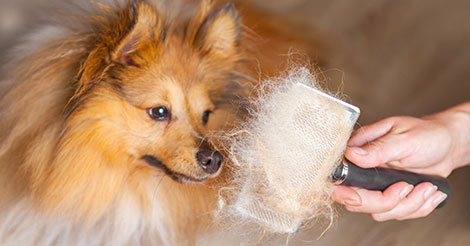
[66,1,243,184]
[32,1,247,218]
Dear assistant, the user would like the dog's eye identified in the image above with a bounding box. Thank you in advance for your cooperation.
[202,110,212,125]
[148,106,171,121]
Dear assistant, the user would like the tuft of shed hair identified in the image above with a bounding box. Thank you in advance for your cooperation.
[217,65,351,236]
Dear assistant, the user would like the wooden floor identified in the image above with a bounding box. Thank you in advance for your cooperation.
[1,0,469,245]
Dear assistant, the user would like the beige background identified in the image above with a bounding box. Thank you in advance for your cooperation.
[1,0,469,245]
[248,1,470,245]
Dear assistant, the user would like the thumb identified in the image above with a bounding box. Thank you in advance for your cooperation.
[345,133,409,168]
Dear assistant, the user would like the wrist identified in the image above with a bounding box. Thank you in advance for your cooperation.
[436,102,470,169]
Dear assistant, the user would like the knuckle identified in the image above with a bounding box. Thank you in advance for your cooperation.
[382,197,400,211]
[344,205,357,212]
[396,216,411,221]
[370,141,384,152]
[385,116,399,124]
[404,213,421,220]
[406,200,423,212]
[397,209,419,220]
[417,207,434,218]
[371,214,387,222]
[383,116,398,125]
[369,142,387,163]
[400,206,433,220]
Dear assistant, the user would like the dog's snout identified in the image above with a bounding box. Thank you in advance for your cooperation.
[196,150,223,174]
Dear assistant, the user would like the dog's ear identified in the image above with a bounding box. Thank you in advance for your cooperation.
[74,1,162,99]
[193,4,240,58]
[111,1,161,66]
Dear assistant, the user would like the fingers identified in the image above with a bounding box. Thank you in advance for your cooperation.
[348,117,396,147]
[345,116,419,168]
[399,191,447,220]
[341,182,413,214]
[332,185,362,206]
[345,132,411,168]
[371,183,446,221]
[333,182,447,222]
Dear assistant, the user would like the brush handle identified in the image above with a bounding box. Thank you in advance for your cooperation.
[333,159,450,208]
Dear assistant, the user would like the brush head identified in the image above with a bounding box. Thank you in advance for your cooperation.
[220,67,360,234]
[295,83,360,128]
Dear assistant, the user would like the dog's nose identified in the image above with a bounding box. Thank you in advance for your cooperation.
[196,150,223,174]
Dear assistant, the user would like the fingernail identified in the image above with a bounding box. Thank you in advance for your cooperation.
[424,185,438,200]
[400,184,414,199]
[432,193,447,207]
[350,147,368,155]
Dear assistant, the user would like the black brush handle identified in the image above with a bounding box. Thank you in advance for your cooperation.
[333,159,450,208]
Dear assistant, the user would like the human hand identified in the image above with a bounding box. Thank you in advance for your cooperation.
[332,102,470,221]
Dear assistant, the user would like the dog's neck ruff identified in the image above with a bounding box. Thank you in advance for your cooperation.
[0,190,171,245]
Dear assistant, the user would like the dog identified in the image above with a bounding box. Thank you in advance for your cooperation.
[0,0,317,245]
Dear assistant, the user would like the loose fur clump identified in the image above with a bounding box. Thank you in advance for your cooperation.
[217,66,351,235]
[0,0,252,245]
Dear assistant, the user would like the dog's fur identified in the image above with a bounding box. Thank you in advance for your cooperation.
[0,0,316,245]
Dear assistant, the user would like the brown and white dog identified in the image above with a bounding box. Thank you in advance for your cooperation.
[0,0,316,245]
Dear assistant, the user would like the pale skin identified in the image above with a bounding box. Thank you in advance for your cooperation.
[332,102,470,221]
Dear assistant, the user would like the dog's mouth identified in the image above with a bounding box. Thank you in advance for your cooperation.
[142,155,207,184]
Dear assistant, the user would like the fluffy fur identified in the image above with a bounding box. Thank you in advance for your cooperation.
[0,0,252,245]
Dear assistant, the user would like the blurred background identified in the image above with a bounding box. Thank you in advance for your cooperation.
[1,0,468,245]
[242,1,470,245]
